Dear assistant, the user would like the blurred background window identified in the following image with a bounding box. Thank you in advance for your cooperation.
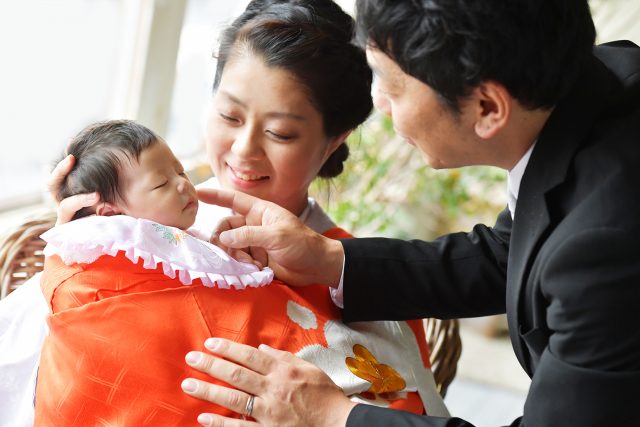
[0,0,245,213]
[0,0,132,211]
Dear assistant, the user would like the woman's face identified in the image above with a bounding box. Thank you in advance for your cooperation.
[205,53,343,215]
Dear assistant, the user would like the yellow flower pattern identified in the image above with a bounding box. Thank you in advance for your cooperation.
[346,344,406,394]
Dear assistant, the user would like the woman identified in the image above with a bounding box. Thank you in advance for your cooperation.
[0,0,448,424]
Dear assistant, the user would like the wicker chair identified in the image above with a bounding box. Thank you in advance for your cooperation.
[0,212,462,397]
[0,211,56,299]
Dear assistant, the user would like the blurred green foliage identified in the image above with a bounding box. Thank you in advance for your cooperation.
[311,114,507,239]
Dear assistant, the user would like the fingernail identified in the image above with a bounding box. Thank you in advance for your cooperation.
[204,338,219,351]
[181,378,198,393]
[219,231,234,245]
[186,351,202,365]
[197,414,213,425]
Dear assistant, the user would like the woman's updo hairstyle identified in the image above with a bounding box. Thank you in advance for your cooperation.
[214,0,373,178]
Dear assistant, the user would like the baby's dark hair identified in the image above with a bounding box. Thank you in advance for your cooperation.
[214,0,373,178]
[56,120,160,220]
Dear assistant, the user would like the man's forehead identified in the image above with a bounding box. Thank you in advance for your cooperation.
[366,47,405,87]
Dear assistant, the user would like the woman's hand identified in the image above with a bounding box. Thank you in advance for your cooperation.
[181,338,357,427]
[198,188,344,288]
[48,154,99,225]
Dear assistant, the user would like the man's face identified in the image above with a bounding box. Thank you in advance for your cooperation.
[366,47,482,169]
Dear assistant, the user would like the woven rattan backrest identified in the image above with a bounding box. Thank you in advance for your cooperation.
[424,318,462,397]
[0,212,461,396]
[0,212,56,299]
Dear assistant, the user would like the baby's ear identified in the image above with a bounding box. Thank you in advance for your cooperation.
[95,202,122,217]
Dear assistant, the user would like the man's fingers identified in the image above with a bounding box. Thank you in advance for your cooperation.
[185,350,265,396]
[211,215,247,241]
[180,378,261,422]
[197,188,263,217]
[56,193,99,225]
[229,249,263,269]
[195,412,259,427]
[219,225,274,250]
[258,344,305,365]
[47,155,75,200]
[248,247,268,270]
[202,338,275,375]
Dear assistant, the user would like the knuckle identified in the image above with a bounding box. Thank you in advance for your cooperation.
[228,366,244,384]
[244,347,258,366]
[286,366,303,381]
[201,384,215,402]
[227,391,243,409]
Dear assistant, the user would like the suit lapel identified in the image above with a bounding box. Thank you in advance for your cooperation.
[506,54,621,373]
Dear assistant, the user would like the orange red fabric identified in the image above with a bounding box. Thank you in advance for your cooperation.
[35,227,431,425]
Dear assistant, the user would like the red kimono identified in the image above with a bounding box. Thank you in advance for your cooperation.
[35,225,445,425]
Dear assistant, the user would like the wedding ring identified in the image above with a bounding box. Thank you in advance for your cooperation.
[243,394,255,419]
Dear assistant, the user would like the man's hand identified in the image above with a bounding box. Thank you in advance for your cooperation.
[198,188,345,287]
[181,338,357,427]
[48,154,99,225]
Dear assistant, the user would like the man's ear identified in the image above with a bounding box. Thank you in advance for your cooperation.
[95,201,121,217]
[472,81,511,139]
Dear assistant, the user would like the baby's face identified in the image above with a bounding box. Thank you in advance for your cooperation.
[117,143,198,229]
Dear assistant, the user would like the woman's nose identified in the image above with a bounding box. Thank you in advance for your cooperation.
[231,124,262,158]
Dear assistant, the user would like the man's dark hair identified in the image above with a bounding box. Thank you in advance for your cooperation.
[56,120,160,220]
[355,0,596,112]
[214,0,373,178]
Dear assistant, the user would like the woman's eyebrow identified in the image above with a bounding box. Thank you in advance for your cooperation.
[265,111,306,121]
[220,90,306,121]
[220,90,247,107]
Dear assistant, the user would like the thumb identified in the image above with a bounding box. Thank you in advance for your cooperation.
[219,225,272,249]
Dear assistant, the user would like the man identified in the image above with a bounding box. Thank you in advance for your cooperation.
[182,0,640,425]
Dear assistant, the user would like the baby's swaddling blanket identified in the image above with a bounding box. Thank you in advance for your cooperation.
[34,216,448,425]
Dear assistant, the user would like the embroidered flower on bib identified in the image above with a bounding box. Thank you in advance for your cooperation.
[152,223,185,246]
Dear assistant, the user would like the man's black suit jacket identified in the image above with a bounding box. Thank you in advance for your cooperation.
[342,41,640,427]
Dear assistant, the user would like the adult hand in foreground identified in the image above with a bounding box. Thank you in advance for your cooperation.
[197,188,344,287]
[48,154,99,225]
[181,338,357,427]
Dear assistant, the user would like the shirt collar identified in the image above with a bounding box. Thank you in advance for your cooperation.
[507,142,536,218]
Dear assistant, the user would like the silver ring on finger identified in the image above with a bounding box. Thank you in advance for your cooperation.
[242,394,255,420]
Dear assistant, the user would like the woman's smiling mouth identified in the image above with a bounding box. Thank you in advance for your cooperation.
[228,165,269,182]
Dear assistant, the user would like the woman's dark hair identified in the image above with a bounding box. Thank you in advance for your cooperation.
[214,0,373,178]
[355,0,596,112]
[56,120,160,220]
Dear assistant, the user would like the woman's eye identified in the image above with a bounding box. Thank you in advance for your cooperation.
[267,130,294,141]
[219,112,239,123]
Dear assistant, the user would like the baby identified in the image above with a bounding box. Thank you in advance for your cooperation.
[56,119,199,229]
